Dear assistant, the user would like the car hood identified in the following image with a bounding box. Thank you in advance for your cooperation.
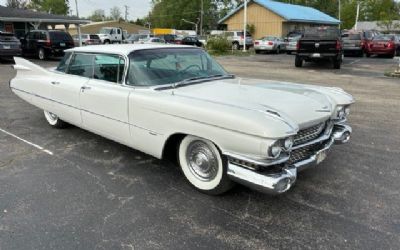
[146,78,354,138]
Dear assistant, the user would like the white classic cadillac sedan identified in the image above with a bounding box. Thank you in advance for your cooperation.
[10,44,354,195]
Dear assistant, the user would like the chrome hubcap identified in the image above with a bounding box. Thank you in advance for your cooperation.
[186,140,218,181]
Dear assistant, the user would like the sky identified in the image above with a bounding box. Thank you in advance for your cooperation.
[0,0,152,20]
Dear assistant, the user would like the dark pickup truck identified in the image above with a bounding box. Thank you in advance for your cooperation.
[295,27,343,69]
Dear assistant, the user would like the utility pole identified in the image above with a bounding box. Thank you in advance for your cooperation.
[200,0,204,36]
[74,0,82,47]
[338,0,341,30]
[243,0,247,52]
[182,19,198,34]
[355,2,360,30]
[124,5,129,21]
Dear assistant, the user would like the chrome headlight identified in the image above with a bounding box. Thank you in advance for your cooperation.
[284,137,294,150]
[268,137,293,158]
[335,105,350,120]
[269,145,282,158]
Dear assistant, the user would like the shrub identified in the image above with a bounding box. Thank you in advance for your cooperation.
[206,36,231,54]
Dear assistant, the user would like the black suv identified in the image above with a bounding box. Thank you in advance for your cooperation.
[21,30,74,60]
[181,36,203,47]
[0,32,21,59]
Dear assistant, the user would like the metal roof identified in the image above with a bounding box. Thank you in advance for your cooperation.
[0,5,89,24]
[67,44,195,56]
[218,0,340,25]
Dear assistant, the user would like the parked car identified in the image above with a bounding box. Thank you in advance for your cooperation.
[72,34,101,47]
[0,31,21,59]
[366,34,397,58]
[285,35,302,54]
[296,27,343,69]
[198,35,208,46]
[156,34,180,44]
[181,36,203,47]
[138,37,165,44]
[387,34,400,56]
[97,27,125,44]
[20,30,74,60]
[341,31,368,57]
[10,44,354,195]
[124,34,140,44]
[225,30,253,50]
[254,36,285,54]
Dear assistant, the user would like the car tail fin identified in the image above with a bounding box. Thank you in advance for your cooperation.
[13,57,51,76]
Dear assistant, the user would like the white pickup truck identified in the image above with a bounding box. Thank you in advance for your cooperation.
[97,27,126,44]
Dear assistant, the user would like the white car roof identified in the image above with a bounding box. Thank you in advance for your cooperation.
[66,44,195,56]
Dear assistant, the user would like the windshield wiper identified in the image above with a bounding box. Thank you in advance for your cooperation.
[172,74,235,89]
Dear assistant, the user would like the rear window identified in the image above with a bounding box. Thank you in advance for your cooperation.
[374,35,394,41]
[50,32,72,42]
[0,33,18,42]
[303,27,340,39]
[90,35,99,39]
[342,33,362,40]
[237,32,252,37]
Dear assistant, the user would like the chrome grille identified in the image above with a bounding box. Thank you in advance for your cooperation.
[294,122,326,146]
[288,144,317,165]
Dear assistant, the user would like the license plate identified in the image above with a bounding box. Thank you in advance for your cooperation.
[316,150,328,164]
[260,46,266,49]
[60,42,66,47]
[3,45,10,49]
[312,53,321,58]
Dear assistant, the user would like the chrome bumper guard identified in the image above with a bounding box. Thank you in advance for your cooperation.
[227,124,352,195]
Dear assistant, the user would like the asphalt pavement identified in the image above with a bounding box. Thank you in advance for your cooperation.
[0,54,399,250]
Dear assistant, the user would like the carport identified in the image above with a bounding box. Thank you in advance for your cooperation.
[0,5,89,38]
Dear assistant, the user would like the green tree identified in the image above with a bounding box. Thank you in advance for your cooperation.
[148,0,237,32]
[28,0,69,15]
[89,9,106,22]
[110,6,122,21]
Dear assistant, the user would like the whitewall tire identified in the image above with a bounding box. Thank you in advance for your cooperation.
[44,111,67,128]
[178,135,234,195]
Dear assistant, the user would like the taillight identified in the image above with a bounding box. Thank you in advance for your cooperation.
[45,40,51,46]
[268,41,273,45]
[336,40,341,50]
[240,35,244,39]
[255,41,259,45]
[296,41,300,50]
[387,42,394,48]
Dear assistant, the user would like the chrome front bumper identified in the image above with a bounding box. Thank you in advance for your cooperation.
[227,124,352,195]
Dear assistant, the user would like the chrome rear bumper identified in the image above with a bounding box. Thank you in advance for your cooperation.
[227,124,352,195]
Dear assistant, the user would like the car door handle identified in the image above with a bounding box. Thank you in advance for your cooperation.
[51,81,60,85]
[80,86,91,92]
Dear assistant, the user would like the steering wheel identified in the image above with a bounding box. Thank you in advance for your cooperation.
[180,64,202,74]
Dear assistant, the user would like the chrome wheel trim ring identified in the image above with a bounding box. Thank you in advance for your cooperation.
[186,140,219,182]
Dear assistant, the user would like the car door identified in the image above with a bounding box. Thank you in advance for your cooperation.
[79,53,130,144]
[51,52,92,125]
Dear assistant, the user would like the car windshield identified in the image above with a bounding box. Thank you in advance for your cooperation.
[127,48,229,86]
[99,28,112,34]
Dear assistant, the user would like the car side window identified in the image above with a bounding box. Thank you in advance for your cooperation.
[93,54,125,84]
[67,53,94,78]
[39,32,47,40]
[56,52,72,72]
